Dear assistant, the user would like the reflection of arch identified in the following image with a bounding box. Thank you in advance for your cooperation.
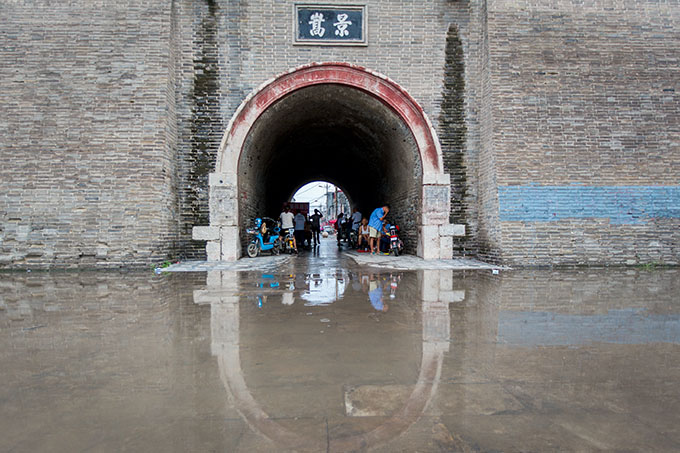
[217,341,443,451]
[193,63,463,261]
[195,270,463,451]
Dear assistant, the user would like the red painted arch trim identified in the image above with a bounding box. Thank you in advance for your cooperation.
[217,62,442,175]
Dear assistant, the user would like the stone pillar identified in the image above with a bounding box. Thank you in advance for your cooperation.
[192,172,241,261]
[439,223,466,259]
[418,174,466,259]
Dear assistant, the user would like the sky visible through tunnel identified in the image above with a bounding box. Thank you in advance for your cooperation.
[292,181,338,212]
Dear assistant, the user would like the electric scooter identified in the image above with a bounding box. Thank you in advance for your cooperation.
[246,217,281,257]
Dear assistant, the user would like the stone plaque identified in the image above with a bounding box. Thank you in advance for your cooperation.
[294,4,366,46]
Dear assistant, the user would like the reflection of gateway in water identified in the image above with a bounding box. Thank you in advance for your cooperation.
[194,270,464,451]
[301,271,347,306]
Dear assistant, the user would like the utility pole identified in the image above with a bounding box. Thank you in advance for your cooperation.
[326,183,330,219]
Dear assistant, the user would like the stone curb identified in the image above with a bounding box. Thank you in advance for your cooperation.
[345,251,509,271]
[162,256,292,272]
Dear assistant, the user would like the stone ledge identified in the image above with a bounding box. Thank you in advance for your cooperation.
[162,256,293,272]
[440,224,465,236]
[192,226,220,241]
[423,172,451,185]
[209,172,237,186]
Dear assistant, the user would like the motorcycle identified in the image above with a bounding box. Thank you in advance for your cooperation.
[282,227,298,254]
[388,224,404,256]
[336,219,353,248]
[348,229,358,249]
[246,217,281,258]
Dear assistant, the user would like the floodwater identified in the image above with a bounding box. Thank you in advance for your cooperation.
[1,240,679,452]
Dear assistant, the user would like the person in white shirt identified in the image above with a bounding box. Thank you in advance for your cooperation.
[357,218,370,250]
[279,206,296,251]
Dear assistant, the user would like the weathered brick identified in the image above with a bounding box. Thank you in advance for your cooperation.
[0,0,677,267]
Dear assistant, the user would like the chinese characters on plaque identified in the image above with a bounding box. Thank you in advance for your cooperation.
[295,5,366,45]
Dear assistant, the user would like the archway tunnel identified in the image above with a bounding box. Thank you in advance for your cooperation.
[238,84,423,252]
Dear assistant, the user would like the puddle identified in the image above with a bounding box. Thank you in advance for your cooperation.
[499,308,680,346]
[1,258,679,452]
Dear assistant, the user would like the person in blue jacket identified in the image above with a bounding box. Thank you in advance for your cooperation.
[368,204,390,255]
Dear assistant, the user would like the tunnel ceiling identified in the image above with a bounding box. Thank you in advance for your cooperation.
[239,83,422,218]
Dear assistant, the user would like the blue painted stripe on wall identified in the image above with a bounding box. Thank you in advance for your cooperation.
[498,185,680,224]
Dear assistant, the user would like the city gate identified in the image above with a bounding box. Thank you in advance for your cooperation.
[193,63,464,260]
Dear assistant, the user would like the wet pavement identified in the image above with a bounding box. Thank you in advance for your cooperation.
[1,238,679,452]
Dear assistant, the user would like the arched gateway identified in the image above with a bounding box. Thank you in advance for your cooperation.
[193,63,463,260]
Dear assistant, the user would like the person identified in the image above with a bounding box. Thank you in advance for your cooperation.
[280,205,294,231]
[304,220,313,247]
[309,209,323,246]
[294,210,307,248]
[335,212,345,244]
[279,205,297,252]
[379,223,391,253]
[342,214,352,242]
[357,218,370,250]
[350,207,362,232]
[368,204,390,254]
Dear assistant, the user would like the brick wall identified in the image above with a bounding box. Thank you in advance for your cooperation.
[0,1,179,267]
[0,0,491,267]
[489,0,680,265]
[1,0,677,267]
[439,0,501,263]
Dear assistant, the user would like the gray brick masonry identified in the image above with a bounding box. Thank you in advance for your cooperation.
[0,0,677,267]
